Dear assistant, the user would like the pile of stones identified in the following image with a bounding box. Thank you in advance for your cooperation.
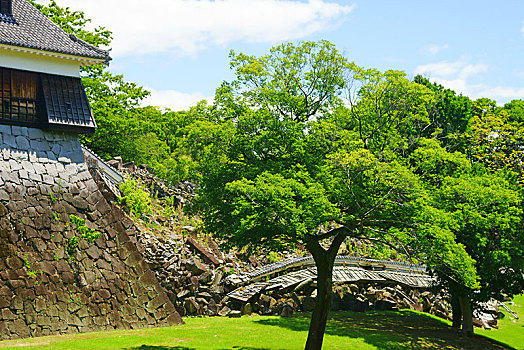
[218,282,452,320]
[133,229,228,318]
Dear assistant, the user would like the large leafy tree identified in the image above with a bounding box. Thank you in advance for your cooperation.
[191,41,475,349]
[409,138,524,334]
[501,99,524,124]
[435,173,523,335]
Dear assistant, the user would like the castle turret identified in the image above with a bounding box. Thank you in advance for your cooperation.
[0,0,110,133]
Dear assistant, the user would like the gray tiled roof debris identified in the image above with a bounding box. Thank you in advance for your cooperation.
[0,0,110,61]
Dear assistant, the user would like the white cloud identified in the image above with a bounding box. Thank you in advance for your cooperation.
[477,86,524,101]
[49,0,354,57]
[142,88,213,111]
[515,70,524,79]
[415,59,524,103]
[415,61,463,77]
[522,20,524,37]
[414,59,489,97]
[459,64,489,79]
[421,44,448,56]
[414,60,488,80]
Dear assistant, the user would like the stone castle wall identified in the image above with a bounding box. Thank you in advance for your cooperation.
[0,125,182,340]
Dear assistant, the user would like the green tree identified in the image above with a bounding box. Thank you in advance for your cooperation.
[410,138,523,335]
[501,99,524,124]
[413,76,473,151]
[190,41,475,349]
[345,69,435,157]
[433,173,524,335]
[468,105,524,182]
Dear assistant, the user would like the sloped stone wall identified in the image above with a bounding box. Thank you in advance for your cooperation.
[0,125,182,340]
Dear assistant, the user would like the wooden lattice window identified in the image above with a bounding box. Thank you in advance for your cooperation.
[0,67,95,132]
[41,74,95,128]
[0,0,11,15]
[0,68,39,125]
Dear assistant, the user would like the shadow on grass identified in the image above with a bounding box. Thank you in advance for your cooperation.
[125,346,272,350]
[255,311,516,350]
[124,347,195,350]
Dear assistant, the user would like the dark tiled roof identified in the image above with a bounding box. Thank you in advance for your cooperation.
[0,0,110,61]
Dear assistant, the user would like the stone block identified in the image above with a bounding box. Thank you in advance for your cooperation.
[186,237,220,265]
[1,308,16,320]
[0,190,8,201]
[58,156,71,164]
[6,171,20,185]
[184,297,201,316]
[46,151,57,162]
[0,124,11,134]
[15,136,30,150]
[19,169,29,180]
[44,163,58,177]
[8,159,21,171]
[70,151,86,164]
[3,134,16,148]
[10,319,30,338]
[32,162,46,175]
[27,128,45,140]
[34,299,46,313]
[148,293,169,310]
[185,258,209,276]
[86,245,101,260]
[30,140,50,152]
[6,256,23,270]
[51,143,61,155]
[0,161,9,172]
[139,270,157,286]
[11,126,28,137]
[28,173,42,182]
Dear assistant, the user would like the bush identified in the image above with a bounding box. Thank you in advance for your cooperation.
[119,179,152,218]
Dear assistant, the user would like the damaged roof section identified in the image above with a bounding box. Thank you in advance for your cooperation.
[226,256,436,303]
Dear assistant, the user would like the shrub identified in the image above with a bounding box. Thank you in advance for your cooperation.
[119,179,152,218]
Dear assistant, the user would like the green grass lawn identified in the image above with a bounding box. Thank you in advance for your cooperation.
[0,309,520,350]
[477,295,524,350]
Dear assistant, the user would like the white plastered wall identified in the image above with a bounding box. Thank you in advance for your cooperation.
[0,46,87,77]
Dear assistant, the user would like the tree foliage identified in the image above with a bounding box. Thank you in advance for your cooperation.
[468,106,524,182]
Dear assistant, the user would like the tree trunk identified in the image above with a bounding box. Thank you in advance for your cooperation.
[458,296,473,336]
[304,231,347,350]
[450,294,462,329]
[305,257,333,350]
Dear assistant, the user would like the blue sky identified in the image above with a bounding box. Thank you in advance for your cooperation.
[44,0,524,110]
